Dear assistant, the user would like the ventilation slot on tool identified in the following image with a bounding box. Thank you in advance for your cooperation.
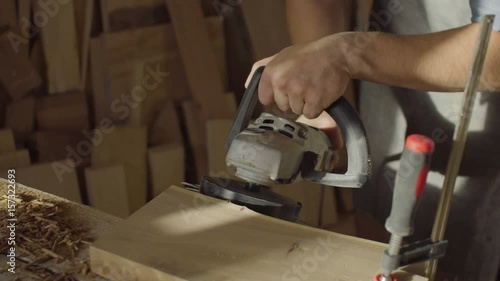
[259,126,274,131]
[284,124,295,132]
[278,129,293,139]
[263,119,274,124]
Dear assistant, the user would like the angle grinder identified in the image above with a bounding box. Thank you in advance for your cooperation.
[196,66,371,222]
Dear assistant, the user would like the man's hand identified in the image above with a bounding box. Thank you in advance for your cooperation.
[246,35,352,119]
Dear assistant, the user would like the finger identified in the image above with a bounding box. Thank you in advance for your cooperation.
[245,55,276,88]
[289,96,305,115]
[273,86,290,112]
[258,70,274,105]
[302,100,323,119]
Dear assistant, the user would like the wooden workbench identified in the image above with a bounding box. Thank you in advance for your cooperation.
[0,178,121,281]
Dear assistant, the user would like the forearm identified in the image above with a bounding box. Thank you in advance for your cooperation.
[286,0,354,44]
[342,23,500,91]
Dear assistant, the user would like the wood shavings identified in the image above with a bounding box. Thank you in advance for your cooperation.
[0,193,96,279]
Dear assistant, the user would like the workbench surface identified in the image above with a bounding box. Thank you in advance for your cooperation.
[0,178,122,281]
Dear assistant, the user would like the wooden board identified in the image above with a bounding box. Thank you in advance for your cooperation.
[149,101,183,146]
[240,0,291,60]
[5,97,36,142]
[206,119,235,179]
[90,186,427,281]
[165,0,230,119]
[90,17,225,123]
[0,0,17,30]
[85,164,130,218]
[101,0,167,32]
[17,0,31,57]
[36,92,90,134]
[35,0,81,94]
[182,101,207,181]
[0,149,30,170]
[321,186,339,227]
[33,131,82,162]
[148,144,185,198]
[0,31,42,99]
[273,181,323,226]
[9,161,82,203]
[91,126,148,213]
[0,129,16,154]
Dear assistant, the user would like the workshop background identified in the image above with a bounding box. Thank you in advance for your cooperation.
[0,0,374,231]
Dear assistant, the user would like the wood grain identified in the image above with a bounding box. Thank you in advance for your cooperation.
[35,0,81,94]
[165,0,230,119]
[90,186,427,281]
[101,0,167,32]
[36,92,90,134]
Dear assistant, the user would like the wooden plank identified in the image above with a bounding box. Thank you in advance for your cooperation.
[85,164,130,218]
[165,0,229,119]
[101,0,168,32]
[5,97,36,142]
[0,31,42,100]
[0,149,30,170]
[206,119,235,179]
[17,0,31,57]
[273,182,323,226]
[240,0,291,60]
[33,131,82,162]
[10,161,82,203]
[181,101,207,181]
[90,186,427,281]
[149,101,183,146]
[90,37,114,123]
[79,0,94,92]
[0,129,16,154]
[321,186,339,227]
[36,92,90,134]
[148,144,185,198]
[0,0,17,30]
[91,126,148,213]
[35,0,80,94]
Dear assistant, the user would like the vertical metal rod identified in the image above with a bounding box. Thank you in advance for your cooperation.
[427,15,495,280]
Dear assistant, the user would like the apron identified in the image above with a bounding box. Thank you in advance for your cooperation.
[357,0,500,280]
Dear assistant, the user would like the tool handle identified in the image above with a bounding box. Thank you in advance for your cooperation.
[302,97,371,188]
[385,134,435,236]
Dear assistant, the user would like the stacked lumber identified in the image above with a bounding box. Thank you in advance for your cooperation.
[0,0,234,217]
[0,0,349,231]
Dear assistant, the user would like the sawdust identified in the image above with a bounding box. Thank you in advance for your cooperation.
[0,193,97,280]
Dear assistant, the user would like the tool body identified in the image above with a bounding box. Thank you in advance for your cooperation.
[377,135,447,281]
[199,66,371,221]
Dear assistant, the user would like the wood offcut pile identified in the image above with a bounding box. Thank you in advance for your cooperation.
[0,0,348,229]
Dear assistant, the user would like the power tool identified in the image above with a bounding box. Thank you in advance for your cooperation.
[195,66,371,222]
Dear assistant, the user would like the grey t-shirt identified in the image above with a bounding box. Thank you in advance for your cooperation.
[358,0,500,280]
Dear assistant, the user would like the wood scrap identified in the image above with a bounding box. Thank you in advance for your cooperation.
[79,0,94,92]
[273,181,323,226]
[240,0,291,59]
[5,97,36,143]
[101,0,168,32]
[182,101,208,181]
[17,0,31,57]
[36,92,90,134]
[0,149,30,170]
[165,0,230,119]
[35,0,80,94]
[148,144,185,198]
[33,131,82,163]
[9,161,82,203]
[0,30,42,100]
[0,129,16,154]
[85,164,130,218]
[90,126,148,213]
[149,101,183,146]
[89,186,427,281]
[206,119,235,179]
[321,186,339,227]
